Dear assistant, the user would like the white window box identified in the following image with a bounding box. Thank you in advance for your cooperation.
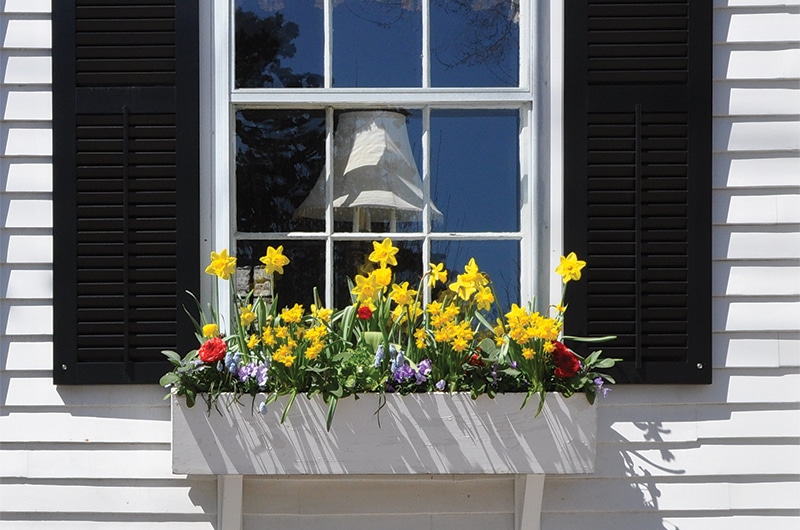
[171,392,596,476]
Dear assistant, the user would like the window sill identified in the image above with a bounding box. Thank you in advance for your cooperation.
[171,392,597,475]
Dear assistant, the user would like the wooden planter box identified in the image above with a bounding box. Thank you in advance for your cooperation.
[171,392,597,476]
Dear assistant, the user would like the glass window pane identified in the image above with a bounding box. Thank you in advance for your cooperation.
[430,109,520,232]
[326,109,423,233]
[235,0,323,88]
[334,239,423,309]
[430,0,520,87]
[236,109,326,233]
[431,239,519,313]
[236,239,326,309]
[333,0,422,87]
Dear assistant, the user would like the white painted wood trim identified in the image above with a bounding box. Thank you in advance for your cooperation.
[217,475,243,530]
[515,474,546,530]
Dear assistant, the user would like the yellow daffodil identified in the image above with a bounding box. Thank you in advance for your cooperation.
[305,340,323,360]
[368,237,399,268]
[240,304,256,326]
[205,249,237,280]
[260,245,290,275]
[461,258,484,286]
[246,334,260,349]
[414,328,427,349]
[449,275,477,301]
[474,286,495,311]
[371,267,393,288]
[311,304,333,322]
[202,323,219,338]
[522,347,535,360]
[555,252,586,284]
[280,303,304,324]
[428,262,447,287]
[390,282,417,306]
[261,326,276,346]
[351,274,379,304]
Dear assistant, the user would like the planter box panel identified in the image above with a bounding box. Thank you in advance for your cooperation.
[172,393,596,475]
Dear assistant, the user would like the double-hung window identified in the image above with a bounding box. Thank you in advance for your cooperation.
[211,0,540,312]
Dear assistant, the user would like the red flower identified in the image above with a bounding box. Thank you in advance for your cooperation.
[551,341,580,378]
[357,305,373,320]
[198,337,227,363]
[467,352,484,367]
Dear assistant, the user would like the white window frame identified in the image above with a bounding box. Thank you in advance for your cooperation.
[200,0,565,312]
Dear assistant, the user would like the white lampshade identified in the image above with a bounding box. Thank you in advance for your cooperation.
[295,110,441,227]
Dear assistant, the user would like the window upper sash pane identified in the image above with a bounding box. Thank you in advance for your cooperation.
[233,0,522,89]
[234,0,324,88]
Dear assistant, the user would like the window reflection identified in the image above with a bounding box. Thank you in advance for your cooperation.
[333,0,421,87]
[235,0,323,88]
[430,109,520,232]
[334,239,422,308]
[236,109,326,233]
[237,240,326,309]
[431,0,520,87]
[431,239,519,314]
[296,109,428,233]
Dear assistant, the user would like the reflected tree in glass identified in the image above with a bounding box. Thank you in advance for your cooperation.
[235,1,323,88]
[431,0,520,87]
[236,110,326,233]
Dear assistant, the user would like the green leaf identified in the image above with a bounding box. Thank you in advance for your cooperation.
[326,397,338,432]
[159,372,179,387]
[185,390,196,408]
[563,334,617,343]
[280,390,298,424]
[593,358,618,369]
[161,350,182,365]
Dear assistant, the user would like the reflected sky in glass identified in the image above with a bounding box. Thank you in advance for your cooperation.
[235,0,323,88]
[430,109,520,232]
[333,0,421,87]
[430,0,519,87]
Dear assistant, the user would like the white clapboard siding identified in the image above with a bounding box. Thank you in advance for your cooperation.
[242,476,515,530]
[712,262,800,296]
[0,409,170,443]
[2,160,52,191]
[713,227,800,260]
[542,514,800,530]
[2,269,52,299]
[712,191,800,224]
[714,85,800,116]
[545,479,800,512]
[2,340,52,370]
[714,154,800,188]
[713,331,800,367]
[601,405,800,442]
[0,480,217,514]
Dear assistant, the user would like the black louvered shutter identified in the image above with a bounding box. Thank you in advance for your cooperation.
[564,1,712,383]
[53,0,199,384]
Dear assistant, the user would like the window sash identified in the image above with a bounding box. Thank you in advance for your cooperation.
[208,0,541,311]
